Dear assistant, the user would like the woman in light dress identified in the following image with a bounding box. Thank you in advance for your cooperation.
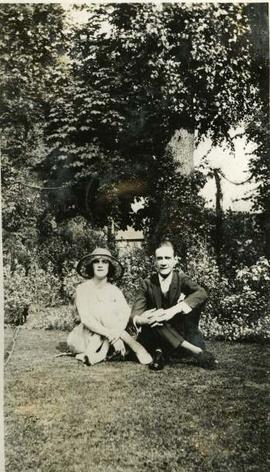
[67,248,153,366]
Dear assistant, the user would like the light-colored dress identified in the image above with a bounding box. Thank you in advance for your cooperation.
[67,279,130,364]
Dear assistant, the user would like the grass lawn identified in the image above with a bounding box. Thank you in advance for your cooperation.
[4,328,270,472]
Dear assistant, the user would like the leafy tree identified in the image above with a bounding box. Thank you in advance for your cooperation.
[0,4,67,266]
[45,3,256,231]
[0,3,66,140]
[138,153,207,255]
[245,3,269,258]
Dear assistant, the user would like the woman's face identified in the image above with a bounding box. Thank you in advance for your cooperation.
[92,258,110,280]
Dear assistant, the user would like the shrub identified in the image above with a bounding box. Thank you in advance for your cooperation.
[185,240,225,290]
[4,262,62,325]
[25,304,78,331]
[200,313,270,342]
[222,257,269,324]
[61,262,83,303]
[177,243,270,342]
[37,216,108,276]
[118,247,154,305]
[235,256,270,292]
[219,211,265,279]
[184,239,230,321]
[4,263,30,325]
[200,257,270,341]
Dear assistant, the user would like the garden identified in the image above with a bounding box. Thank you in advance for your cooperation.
[2,3,270,472]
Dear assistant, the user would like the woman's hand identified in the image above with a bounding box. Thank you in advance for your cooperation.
[106,329,123,345]
[112,339,126,356]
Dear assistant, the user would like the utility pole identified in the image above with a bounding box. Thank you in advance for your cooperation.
[213,168,224,267]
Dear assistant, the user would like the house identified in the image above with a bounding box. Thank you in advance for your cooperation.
[115,226,144,255]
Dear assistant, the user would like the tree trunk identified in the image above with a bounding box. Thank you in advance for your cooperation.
[167,128,194,176]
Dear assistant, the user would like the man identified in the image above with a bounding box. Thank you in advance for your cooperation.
[131,240,217,370]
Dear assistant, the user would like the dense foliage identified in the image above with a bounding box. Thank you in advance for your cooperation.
[4,262,62,325]
[1,3,67,269]
[45,3,257,228]
[142,155,208,253]
[201,257,270,342]
[246,3,270,257]
[2,4,269,342]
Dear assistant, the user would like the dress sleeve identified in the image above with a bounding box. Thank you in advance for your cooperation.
[75,284,89,325]
[113,286,131,329]
[130,279,148,319]
[75,283,100,326]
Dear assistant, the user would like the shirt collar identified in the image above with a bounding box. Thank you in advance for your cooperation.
[158,271,173,294]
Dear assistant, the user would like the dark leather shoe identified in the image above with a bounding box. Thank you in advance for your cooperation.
[196,351,217,370]
[149,349,165,371]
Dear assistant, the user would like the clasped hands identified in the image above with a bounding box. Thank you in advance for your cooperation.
[137,308,173,327]
[137,301,190,327]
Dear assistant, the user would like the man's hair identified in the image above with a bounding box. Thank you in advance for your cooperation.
[155,239,175,255]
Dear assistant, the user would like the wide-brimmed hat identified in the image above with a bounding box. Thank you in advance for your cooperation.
[77,247,124,279]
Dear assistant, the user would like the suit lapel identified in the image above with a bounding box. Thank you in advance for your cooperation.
[168,271,179,306]
[151,274,162,308]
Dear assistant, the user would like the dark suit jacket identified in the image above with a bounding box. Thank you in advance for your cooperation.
[131,270,207,320]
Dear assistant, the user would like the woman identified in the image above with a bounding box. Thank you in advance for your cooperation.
[67,247,153,366]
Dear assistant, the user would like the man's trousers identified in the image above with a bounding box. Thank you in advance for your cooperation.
[137,306,206,355]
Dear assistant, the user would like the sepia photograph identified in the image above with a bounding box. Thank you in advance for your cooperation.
[1,1,269,471]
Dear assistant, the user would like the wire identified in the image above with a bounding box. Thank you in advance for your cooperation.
[16,181,71,191]
[211,168,254,186]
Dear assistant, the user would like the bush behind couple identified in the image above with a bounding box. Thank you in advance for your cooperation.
[67,240,217,370]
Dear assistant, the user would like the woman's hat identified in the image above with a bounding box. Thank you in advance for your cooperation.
[77,247,124,279]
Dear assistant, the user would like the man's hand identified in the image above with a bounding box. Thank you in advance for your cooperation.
[152,301,192,323]
[153,309,174,323]
[135,308,166,327]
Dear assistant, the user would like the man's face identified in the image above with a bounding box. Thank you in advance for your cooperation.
[155,246,176,277]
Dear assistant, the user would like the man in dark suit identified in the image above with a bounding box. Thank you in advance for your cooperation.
[131,240,217,370]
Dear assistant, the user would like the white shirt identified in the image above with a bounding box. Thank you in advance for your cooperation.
[158,272,173,295]
[158,272,191,313]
